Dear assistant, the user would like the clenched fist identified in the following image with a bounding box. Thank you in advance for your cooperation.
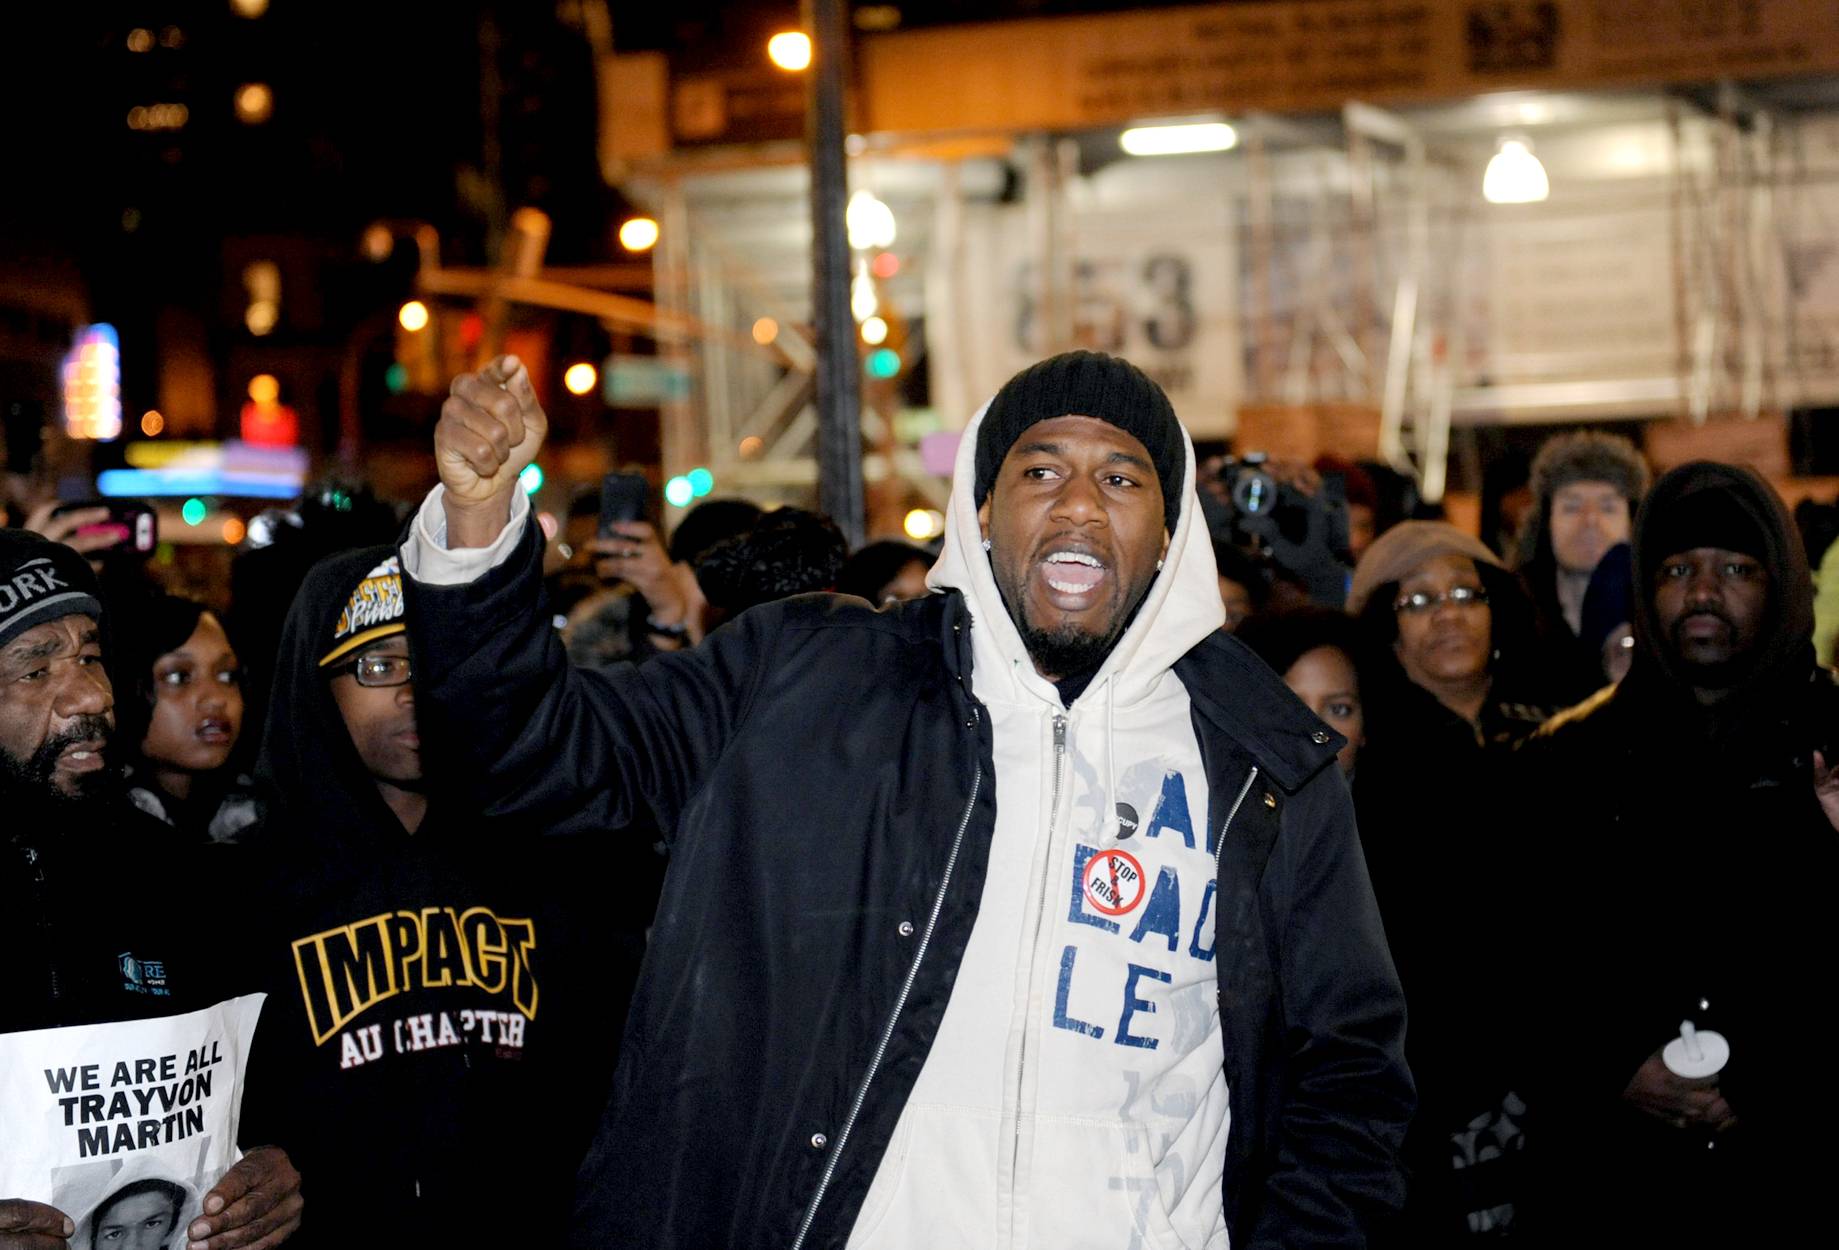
[434,354,548,548]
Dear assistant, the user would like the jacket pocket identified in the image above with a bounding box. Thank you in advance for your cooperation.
[1028,1115,1228,1250]
[844,1102,1000,1248]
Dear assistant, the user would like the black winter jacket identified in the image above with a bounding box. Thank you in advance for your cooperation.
[1509,462,1839,1243]
[408,519,1413,1249]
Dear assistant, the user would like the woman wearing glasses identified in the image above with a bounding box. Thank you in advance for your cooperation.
[109,592,263,842]
[1343,520,1551,1248]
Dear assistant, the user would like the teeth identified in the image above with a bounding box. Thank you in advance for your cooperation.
[1046,578,1091,594]
[68,751,92,761]
[1046,552,1100,567]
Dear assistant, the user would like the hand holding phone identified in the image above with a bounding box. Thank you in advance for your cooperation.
[598,472,649,536]
[29,499,158,558]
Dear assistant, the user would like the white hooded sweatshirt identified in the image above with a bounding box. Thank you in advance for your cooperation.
[845,405,1230,1250]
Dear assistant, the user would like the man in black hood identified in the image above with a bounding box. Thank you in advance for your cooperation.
[236,546,632,1248]
[1512,461,1839,1242]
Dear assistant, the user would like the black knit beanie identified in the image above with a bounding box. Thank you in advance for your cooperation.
[974,351,1183,531]
[0,528,104,653]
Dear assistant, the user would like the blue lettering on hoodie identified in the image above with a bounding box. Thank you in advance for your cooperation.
[1144,771,1196,849]
[1053,769,1221,1048]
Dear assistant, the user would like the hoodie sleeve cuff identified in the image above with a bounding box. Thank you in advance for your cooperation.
[400,485,531,586]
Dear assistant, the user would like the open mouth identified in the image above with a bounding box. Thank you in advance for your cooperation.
[196,719,234,744]
[1040,549,1109,598]
[59,740,107,772]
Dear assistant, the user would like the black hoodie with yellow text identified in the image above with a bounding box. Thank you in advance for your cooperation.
[237,546,647,1246]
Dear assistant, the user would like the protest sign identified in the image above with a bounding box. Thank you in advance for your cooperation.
[0,994,264,1238]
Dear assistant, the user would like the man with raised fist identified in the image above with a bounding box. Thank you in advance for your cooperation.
[402,352,1410,1250]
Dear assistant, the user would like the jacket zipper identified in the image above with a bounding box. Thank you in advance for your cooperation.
[790,710,984,1250]
[1215,767,1260,878]
[17,842,62,1004]
[1005,712,1068,1229]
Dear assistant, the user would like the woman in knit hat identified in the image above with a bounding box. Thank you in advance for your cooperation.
[1345,519,1551,1244]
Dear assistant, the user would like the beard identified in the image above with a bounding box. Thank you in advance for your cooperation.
[1016,609,1132,682]
[1667,608,1757,687]
[0,715,121,811]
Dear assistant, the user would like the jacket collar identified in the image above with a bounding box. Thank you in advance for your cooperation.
[1176,630,1344,795]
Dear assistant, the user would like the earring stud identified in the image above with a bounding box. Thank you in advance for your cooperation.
[981,538,992,552]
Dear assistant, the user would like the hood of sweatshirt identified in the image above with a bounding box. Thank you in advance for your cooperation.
[1625,461,1812,719]
[256,544,422,853]
[927,401,1225,712]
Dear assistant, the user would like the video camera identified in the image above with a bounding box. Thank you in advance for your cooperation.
[1200,454,1352,607]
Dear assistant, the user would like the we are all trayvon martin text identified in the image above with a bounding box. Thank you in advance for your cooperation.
[44,1041,223,1157]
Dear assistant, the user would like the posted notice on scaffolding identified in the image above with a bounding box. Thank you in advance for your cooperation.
[0,994,265,1237]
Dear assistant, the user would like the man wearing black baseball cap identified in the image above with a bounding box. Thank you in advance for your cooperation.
[405,349,1410,1248]
[1513,460,1839,1241]
[0,529,303,1248]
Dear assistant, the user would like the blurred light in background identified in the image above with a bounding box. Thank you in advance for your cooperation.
[247,374,280,404]
[847,191,896,250]
[866,348,901,379]
[903,509,945,541]
[851,267,879,322]
[739,435,764,459]
[384,363,408,394]
[564,362,599,396]
[519,463,545,495]
[871,251,900,280]
[231,0,270,17]
[687,467,714,497]
[1120,121,1237,156]
[222,517,247,545]
[127,28,154,52]
[235,83,274,125]
[752,317,779,346]
[140,410,165,437]
[855,6,902,32]
[664,476,695,508]
[103,441,308,500]
[767,32,813,71]
[127,103,189,132]
[360,223,394,261]
[860,316,889,346]
[61,325,122,440]
[1483,137,1550,204]
[398,300,430,332]
[182,498,208,527]
[619,216,660,252]
[243,260,281,336]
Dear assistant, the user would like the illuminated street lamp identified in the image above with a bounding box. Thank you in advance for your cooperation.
[619,216,660,252]
[235,82,273,125]
[563,362,598,396]
[767,32,812,71]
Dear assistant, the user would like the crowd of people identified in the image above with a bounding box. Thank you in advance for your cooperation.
[3,347,1833,1248]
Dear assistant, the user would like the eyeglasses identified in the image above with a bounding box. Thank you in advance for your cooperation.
[1393,585,1489,615]
[326,653,412,688]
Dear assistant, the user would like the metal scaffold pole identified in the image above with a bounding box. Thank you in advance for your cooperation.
[805,0,866,546]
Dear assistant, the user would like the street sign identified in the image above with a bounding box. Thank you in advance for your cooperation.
[604,356,692,405]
